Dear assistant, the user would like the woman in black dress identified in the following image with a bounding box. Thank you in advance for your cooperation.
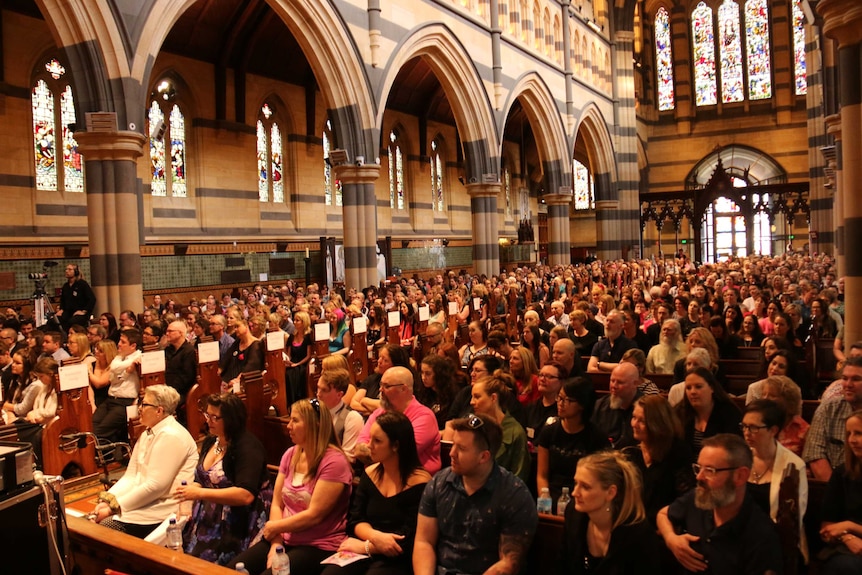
[285,311,313,403]
[219,317,265,391]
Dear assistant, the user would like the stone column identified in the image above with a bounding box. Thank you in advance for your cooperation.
[334,164,381,290]
[467,183,501,278]
[818,0,862,344]
[545,192,572,266]
[75,131,146,317]
[825,114,843,274]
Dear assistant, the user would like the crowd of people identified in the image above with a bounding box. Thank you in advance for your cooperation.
[0,250,859,574]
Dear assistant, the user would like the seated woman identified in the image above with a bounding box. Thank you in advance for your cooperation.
[321,411,431,575]
[91,385,198,538]
[458,320,490,368]
[175,393,271,565]
[819,410,862,575]
[468,370,530,482]
[10,357,59,469]
[2,350,37,424]
[746,348,810,403]
[417,354,460,429]
[560,451,661,574]
[521,324,550,369]
[326,304,352,358]
[509,347,540,406]
[88,340,118,411]
[675,367,742,456]
[623,395,694,527]
[761,375,809,456]
[537,376,608,512]
[229,399,353,575]
[220,318,265,392]
[739,313,766,348]
[742,400,808,565]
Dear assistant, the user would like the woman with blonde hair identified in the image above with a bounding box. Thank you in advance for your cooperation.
[229,399,352,574]
[761,375,809,456]
[561,451,661,574]
[286,311,313,403]
[509,347,540,406]
[88,339,118,410]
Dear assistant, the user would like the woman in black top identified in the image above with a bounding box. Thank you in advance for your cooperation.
[560,451,660,574]
[285,311,312,403]
[219,318,265,390]
[675,367,742,456]
[321,411,431,575]
[417,354,459,429]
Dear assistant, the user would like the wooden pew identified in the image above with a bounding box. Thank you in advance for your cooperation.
[506,288,519,342]
[238,369,291,466]
[264,329,288,416]
[43,362,98,478]
[386,310,401,346]
[306,322,331,400]
[349,318,370,385]
[67,516,237,575]
[737,346,765,361]
[528,513,564,572]
[186,337,221,439]
[128,346,168,447]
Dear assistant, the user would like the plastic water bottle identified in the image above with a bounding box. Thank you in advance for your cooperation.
[235,563,250,574]
[272,545,291,575]
[177,480,193,519]
[537,487,552,514]
[556,487,571,516]
[166,518,182,552]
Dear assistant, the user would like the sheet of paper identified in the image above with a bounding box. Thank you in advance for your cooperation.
[141,350,166,374]
[59,363,89,391]
[266,331,285,351]
[352,316,367,334]
[197,341,219,364]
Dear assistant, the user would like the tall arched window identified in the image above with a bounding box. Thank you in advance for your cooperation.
[792,0,807,95]
[573,159,595,211]
[32,58,84,193]
[430,138,445,213]
[148,80,186,197]
[533,1,542,51]
[388,129,405,210]
[718,0,744,104]
[655,7,675,111]
[323,120,342,207]
[692,1,717,106]
[504,166,513,219]
[745,0,771,100]
[256,103,284,204]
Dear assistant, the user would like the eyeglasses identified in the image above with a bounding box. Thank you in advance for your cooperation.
[381,383,405,391]
[467,413,491,452]
[739,423,768,433]
[203,412,223,422]
[538,373,560,380]
[309,398,321,416]
[692,463,739,479]
[556,395,573,404]
[137,397,158,410]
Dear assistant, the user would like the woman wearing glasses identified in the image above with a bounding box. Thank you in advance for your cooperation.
[229,399,352,575]
[321,411,430,575]
[536,376,609,513]
[742,399,809,565]
[560,451,660,574]
[174,393,271,565]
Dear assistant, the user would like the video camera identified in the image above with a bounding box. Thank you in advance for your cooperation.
[28,272,48,280]
[29,260,58,298]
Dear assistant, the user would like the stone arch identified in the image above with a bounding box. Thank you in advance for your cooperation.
[377,23,498,182]
[501,72,570,194]
[573,104,617,201]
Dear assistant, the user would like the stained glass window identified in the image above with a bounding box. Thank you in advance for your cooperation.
[257,120,268,202]
[271,123,283,204]
[655,7,675,111]
[60,86,83,192]
[718,0,744,104]
[504,167,513,219]
[389,130,404,210]
[745,0,771,100]
[692,1,717,106]
[323,121,342,207]
[573,159,594,210]
[148,100,166,196]
[32,80,56,191]
[430,139,444,212]
[792,0,806,95]
[169,105,186,197]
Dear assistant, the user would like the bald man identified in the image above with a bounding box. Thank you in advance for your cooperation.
[591,362,642,449]
[164,321,196,424]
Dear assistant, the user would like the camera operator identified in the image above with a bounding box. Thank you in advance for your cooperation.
[55,264,96,332]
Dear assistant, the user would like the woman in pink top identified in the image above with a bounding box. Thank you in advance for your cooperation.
[229,399,352,574]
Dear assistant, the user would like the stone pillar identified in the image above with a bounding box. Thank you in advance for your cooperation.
[334,164,381,290]
[825,114,843,274]
[75,131,146,317]
[467,183,501,278]
[818,0,862,345]
[595,199,623,261]
[545,192,572,266]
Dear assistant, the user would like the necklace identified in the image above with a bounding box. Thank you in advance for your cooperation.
[750,458,773,483]
[214,438,225,455]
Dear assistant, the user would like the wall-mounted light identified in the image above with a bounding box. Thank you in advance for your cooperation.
[328,149,349,166]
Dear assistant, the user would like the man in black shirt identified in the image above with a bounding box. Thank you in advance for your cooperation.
[164,321,197,425]
[55,264,96,331]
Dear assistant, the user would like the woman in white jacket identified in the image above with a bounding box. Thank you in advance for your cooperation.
[742,399,808,566]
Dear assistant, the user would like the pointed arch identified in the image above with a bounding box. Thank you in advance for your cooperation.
[377,24,498,180]
[573,104,617,201]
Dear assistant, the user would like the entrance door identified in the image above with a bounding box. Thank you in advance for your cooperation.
[702,197,747,262]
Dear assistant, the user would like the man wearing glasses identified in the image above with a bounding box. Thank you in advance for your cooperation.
[164,321,197,425]
[413,413,537,575]
[657,434,781,575]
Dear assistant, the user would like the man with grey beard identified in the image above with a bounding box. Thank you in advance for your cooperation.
[590,362,641,449]
[656,434,781,575]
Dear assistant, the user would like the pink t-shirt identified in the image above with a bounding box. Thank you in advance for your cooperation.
[277,446,352,550]
[358,399,442,474]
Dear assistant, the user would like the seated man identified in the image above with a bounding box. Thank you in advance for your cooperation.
[587,310,636,373]
[657,433,782,575]
[316,367,363,463]
[645,319,687,374]
[90,385,198,538]
[356,365,441,473]
[413,414,537,575]
[591,362,642,449]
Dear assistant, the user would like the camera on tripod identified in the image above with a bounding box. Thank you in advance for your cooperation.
[29,261,58,327]
[28,272,48,280]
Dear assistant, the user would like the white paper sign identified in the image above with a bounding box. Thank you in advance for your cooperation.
[232,381,242,394]
[126,404,138,420]
[197,341,220,364]
[314,322,331,342]
[473,297,481,311]
[141,350,166,374]
[448,302,458,315]
[58,363,89,391]
[388,311,401,327]
[266,331,285,351]
[418,305,429,322]
[352,316,367,334]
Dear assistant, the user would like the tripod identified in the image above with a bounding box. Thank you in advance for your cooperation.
[32,281,56,328]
